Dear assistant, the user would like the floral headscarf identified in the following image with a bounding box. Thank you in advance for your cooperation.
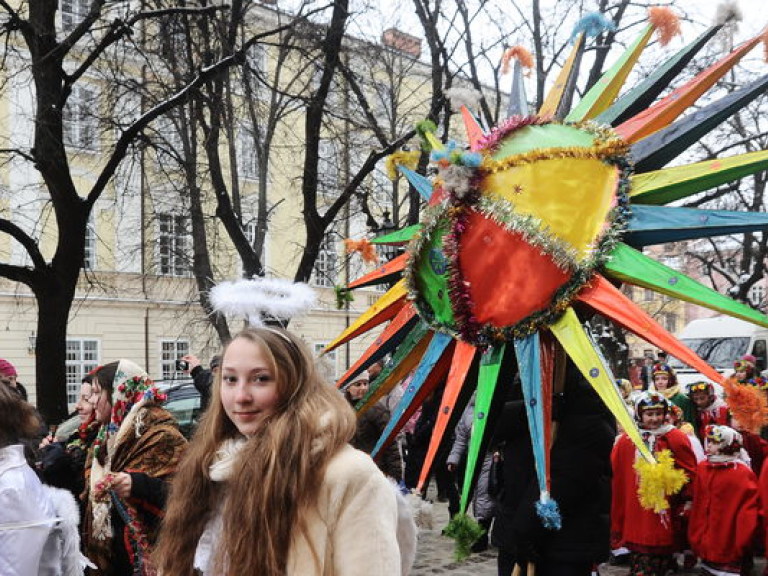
[92,359,166,461]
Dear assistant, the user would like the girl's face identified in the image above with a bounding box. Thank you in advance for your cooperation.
[735,369,748,382]
[653,373,670,390]
[640,407,665,430]
[347,379,369,401]
[220,337,280,437]
[76,383,94,422]
[89,378,112,424]
[691,390,711,409]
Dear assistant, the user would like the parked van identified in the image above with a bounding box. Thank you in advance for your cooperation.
[669,315,768,388]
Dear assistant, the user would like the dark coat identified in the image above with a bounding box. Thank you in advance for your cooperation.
[492,361,616,566]
[347,395,402,481]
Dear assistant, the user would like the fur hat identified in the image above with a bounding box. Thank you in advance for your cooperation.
[0,358,17,377]
[704,424,743,455]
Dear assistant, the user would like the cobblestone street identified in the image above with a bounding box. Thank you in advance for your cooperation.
[410,494,765,575]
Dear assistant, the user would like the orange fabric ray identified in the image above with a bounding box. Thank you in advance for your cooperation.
[323,280,407,353]
[335,303,417,388]
[356,331,434,415]
[462,106,485,151]
[370,340,455,453]
[348,252,408,289]
[576,275,724,384]
[616,35,762,143]
[417,341,477,492]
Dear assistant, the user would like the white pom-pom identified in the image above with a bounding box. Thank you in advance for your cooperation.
[714,1,742,25]
[210,278,317,325]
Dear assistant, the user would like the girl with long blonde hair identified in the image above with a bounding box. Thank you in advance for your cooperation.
[154,327,403,575]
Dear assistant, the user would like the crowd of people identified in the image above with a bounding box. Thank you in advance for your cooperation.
[5,338,768,576]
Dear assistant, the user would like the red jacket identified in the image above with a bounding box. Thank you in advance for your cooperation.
[694,401,730,442]
[611,428,697,554]
[689,460,758,565]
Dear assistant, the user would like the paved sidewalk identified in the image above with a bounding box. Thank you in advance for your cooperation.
[410,494,766,575]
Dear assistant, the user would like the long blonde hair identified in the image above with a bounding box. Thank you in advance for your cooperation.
[154,327,356,575]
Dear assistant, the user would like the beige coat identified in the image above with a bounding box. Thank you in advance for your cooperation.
[287,444,402,575]
[195,444,405,576]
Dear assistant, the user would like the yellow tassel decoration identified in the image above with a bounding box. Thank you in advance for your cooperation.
[385,150,421,180]
[648,7,681,47]
[633,449,688,513]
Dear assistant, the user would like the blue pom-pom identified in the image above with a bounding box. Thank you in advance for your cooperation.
[461,152,483,167]
[536,497,562,530]
[571,12,616,42]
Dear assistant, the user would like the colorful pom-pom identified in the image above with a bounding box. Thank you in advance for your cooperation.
[501,45,534,75]
[633,449,688,513]
[648,6,681,47]
[385,150,420,180]
[570,12,616,42]
[723,377,768,434]
[443,513,486,561]
[536,495,562,530]
[343,238,379,265]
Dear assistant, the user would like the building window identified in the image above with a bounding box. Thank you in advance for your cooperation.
[318,139,340,197]
[238,129,260,181]
[61,0,89,32]
[312,233,338,288]
[156,213,191,277]
[84,214,96,270]
[664,313,678,334]
[160,340,190,382]
[644,288,654,301]
[749,283,765,307]
[64,85,98,151]
[246,220,268,267]
[314,343,337,380]
[65,339,99,407]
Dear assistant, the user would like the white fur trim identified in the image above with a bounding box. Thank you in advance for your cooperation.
[210,278,317,325]
[45,486,96,574]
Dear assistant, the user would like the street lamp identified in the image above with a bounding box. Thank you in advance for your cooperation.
[376,210,399,261]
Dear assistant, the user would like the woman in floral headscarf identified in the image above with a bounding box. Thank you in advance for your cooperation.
[82,360,186,576]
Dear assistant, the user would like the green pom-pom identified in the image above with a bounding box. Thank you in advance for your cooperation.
[415,119,438,152]
[443,513,485,562]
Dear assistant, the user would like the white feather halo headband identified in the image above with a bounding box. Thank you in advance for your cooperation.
[209,278,317,326]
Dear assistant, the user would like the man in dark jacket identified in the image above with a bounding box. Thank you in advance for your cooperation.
[493,359,616,576]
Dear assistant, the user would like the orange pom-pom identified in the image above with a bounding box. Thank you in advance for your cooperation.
[343,238,379,265]
[648,6,681,47]
[501,45,534,75]
[723,377,768,434]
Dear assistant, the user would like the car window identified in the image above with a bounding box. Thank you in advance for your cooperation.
[165,394,202,439]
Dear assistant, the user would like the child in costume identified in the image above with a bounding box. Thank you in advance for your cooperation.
[611,391,697,576]
[667,404,705,463]
[649,363,695,425]
[689,425,759,576]
[688,381,730,442]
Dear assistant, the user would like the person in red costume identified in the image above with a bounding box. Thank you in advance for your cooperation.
[611,391,697,576]
[688,381,730,442]
[689,425,759,576]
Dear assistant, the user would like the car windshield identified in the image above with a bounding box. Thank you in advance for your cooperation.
[669,337,750,370]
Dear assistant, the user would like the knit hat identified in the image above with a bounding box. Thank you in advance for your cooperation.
[350,370,370,385]
[634,391,669,421]
[704,424,743,456]
[0,359,17,377]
